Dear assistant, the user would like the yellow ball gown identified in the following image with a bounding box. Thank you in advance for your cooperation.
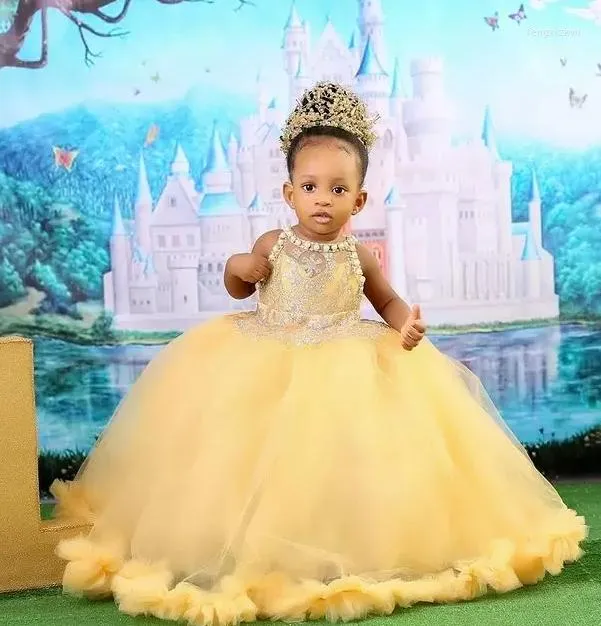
[51,227,587,624]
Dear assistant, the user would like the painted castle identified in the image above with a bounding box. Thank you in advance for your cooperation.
[104,0,559,330]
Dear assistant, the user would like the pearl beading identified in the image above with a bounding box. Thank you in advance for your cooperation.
[269,227,364,283]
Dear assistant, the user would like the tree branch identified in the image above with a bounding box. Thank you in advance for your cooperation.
[0,0,256,71]
[155,1,214,4]
[5,4,48,69]
[57,5,128,67]
[91,0,132,23]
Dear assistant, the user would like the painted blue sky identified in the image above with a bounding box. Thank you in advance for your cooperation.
[0,0,600,146]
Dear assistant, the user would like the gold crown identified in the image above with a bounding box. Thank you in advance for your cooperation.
[279,82,378,155]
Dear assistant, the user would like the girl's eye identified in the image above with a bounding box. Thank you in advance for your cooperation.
[333,187,346,195]
[301,184,315,192]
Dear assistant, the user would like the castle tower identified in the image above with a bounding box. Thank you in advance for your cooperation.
[292,55,312,103]
[227,132,238,169]
[228,131,241,202]
[247,193,270,242]
[403,58,452,159]
[384,185,407,297]
[282,1,308,78]
[482,107,513,258]
[529,169,542,249]
[110,196,131,315]
[202,122,232,194]
[266,97,278,125]
[169,256,200,315]
[171,143,190,177]
[237,126,256,209]
[135,153,153,254]
[257,69,270,122]
[357,0,386,68]
[389,58,408,165]
[348,29,360,67]
[390,57,404,118]
[355,35,389,117]
[482,105,500,160]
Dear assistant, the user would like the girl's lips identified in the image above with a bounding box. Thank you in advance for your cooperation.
[312,212,332,224]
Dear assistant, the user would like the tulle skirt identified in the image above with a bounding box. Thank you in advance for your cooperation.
[51,314,587,624]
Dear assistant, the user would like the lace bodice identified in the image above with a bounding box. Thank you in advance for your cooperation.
[259,227,364,315]
[234,228,386,344]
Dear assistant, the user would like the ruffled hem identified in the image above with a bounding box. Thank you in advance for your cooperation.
[52,478,587,624]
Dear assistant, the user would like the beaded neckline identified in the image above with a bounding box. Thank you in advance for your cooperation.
[284,226,354,252]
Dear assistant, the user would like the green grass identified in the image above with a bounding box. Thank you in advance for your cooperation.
[2,483,599,625]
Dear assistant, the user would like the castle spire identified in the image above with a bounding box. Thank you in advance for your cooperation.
[284,1,302,29]
[390,58,402,97]
[248,193,267,214]
[171,143,190,176]
[481,106,499,160]
[356,35,387,77]
[135,153,153,253]
[112,196,126,236]
[357,0,386,67]
[530,169,540,202]
[295,54,307,78]
[385,185,404,207]
[136,153,152,206]
[203,122,230,174]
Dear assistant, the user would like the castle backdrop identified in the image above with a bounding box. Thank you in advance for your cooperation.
[0,0,600,477]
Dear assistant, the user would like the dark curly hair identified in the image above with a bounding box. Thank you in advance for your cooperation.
[285,126,369,185]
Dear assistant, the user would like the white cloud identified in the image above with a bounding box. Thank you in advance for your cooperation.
[565,0,601,24]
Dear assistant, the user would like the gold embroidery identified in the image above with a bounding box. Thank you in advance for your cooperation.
[235,229,382,345]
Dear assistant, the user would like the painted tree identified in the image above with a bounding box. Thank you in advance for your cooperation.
[0,0,256,70]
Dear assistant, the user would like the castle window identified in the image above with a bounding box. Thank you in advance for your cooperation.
[169,196,176,207]
[172,235,181,247]
[187,234,195,246]
[217,262,224,272]
[208,263,213,272]
[272,189,280,199]
[184,295,188,303]
[271,164,278,173]
[158,235,166,248]
[146,300,150,305]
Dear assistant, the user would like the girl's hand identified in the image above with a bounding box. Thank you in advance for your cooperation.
[229,253,272,284]
[400,305,426,351]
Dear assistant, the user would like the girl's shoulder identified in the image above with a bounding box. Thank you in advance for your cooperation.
[252,229,284,256]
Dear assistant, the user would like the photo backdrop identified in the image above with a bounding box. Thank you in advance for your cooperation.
[0,0,600,493]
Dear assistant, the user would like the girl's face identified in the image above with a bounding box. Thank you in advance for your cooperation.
[283,137,367,241]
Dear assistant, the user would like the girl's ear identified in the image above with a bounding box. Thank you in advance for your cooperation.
[283,181,295,209]
[352,189,368,215]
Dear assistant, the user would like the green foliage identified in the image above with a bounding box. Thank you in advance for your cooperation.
[0,314,178,345]
[525,427,601,480]
[38,449,87,498]
[90,310,115,340]
[545,193,601,317]
[0,257,26,306]
[0,171,109,316]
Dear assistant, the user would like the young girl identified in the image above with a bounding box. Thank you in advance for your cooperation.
[51,83,587,624]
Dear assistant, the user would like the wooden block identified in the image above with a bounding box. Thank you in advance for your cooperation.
[0,336,89,592]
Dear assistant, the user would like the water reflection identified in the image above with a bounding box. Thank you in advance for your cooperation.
[32,324,601,452]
